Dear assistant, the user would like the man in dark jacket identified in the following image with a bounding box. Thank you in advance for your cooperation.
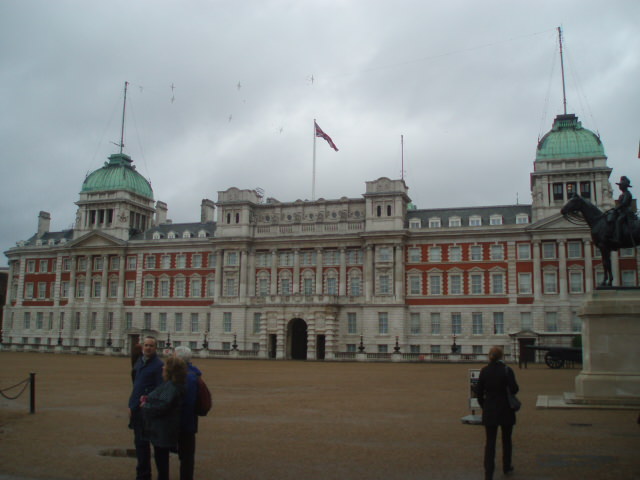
[476,346,519,480]
[174,346,202,480]
[129,336,164,480]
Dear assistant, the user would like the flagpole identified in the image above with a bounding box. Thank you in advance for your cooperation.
[312,119,317,201]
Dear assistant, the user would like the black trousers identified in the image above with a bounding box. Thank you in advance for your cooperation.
[153,446,170,480]
[178,431,196,480]
[484,424,513,479]
[132,411,152,480]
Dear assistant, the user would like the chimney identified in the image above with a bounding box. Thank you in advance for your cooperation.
[155,201,168,226]
[201,199,215,223]
[37,211,51,237]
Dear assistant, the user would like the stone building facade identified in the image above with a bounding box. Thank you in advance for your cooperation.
[3,113,637,361]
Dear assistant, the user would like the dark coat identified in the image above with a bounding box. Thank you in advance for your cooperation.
[143,380,185,448]
[128,354,164,412]
[476,361,519,427]
[180,363,201,434]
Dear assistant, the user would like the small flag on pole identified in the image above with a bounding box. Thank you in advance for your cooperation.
[315,121,339,151]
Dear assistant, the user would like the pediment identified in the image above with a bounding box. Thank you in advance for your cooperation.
[525,213,590,234]
[67,231,126,248]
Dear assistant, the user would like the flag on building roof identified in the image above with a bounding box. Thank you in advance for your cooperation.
[315,121,339,151]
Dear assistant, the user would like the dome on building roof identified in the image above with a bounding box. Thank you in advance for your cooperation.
[536,114,605,161]
[81,153,153,199]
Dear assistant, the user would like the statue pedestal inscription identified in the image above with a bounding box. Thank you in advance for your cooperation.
[567,289,640,406]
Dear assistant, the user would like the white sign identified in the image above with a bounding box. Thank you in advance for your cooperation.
[469,369,480,410]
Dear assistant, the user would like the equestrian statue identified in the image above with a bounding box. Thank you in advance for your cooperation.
[560,176,639,286]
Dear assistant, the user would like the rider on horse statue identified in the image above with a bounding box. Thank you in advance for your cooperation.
[608,176,635,247]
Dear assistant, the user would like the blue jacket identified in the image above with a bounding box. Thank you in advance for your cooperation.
[129,354,164,411]
[180,363,201,433]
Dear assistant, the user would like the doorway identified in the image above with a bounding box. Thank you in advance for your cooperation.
[316,335,325,360]
[519,337,536,366]
[268,334,277,359]
[287,318,308,360]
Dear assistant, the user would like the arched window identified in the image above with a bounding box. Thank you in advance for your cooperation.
[387,205,392,216]
[377,205,382,217]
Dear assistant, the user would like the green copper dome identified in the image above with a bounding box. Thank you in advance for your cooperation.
[82,153,153,199]
[536,114,605,161]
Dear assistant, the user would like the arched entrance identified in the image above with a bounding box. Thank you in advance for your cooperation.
[287,318,308,360]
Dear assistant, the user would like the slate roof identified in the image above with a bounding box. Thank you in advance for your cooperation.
[407,204,532,228]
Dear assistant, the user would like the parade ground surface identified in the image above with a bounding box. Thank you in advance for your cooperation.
[0,352,638,480]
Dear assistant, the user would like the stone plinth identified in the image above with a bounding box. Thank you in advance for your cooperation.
[569,288,640,406]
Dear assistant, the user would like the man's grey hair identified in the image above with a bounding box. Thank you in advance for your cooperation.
[174,345,193,363]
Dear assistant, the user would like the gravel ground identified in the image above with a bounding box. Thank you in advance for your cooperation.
[0,352,638,480]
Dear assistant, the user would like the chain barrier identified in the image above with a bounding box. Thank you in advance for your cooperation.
[0,373,36,413]
[0,377,30,400]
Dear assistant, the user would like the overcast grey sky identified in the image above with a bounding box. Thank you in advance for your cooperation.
[1,0,639,266]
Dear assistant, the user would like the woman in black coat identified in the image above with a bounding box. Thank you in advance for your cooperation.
[476,346,519,480]
[142,355,187,480]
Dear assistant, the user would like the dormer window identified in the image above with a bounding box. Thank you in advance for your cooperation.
[448,216,461,227]
[409,219,421,229]
[152,231,162,240]
[428,217,441,228]
[198,230,208,238]
[168,231,176,239]
[516,214,529,224]
[490,215,503,225]
[469,215,482,226]
[182,231,192,239]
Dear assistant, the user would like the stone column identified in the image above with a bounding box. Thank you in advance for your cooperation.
[68,256,77,304]
[117,255,126,302]
[364,245,373,301]
[394,245,404,299]
[135,253,144,307]
[247,249,256,297]
[532,241,542,300]
[239,249,248,298]
[584,240,593,292]
[53,254,63,307]
[306,320,316,360]
[558,240,568,300]
[339,248,347,296]
[324,314,336,360]
[15,258,25,306]
[100,254,108,303]
[315,249,323,295]
[293,249,300,294]
[214,251,223,302]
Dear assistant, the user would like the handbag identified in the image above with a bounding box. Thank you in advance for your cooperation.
[504,365,521,412]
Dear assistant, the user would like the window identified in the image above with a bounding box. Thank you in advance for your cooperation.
[144,279,154,297]
[75,312,81,330]
[92,279,101,298]
[542,243,556,259]
[449,274,462,294]
[622,270,637,287]
[62,257,71,271]
[257,276,269,297]
[552,183,563,201]
[569,271,583,293]
[347,312,357,334]
[545,312,558,332]
[490,245,503,260]
[192,254,202,268]
[144,313,152,330]
[408,275,421,295]
[302,275,314,296]
[543,271,557,294]
[159,279,170,297]
[580,181,591,198]
[36,312,44,329]
[469,215,482,226]
[489,215,503,225]
[191,313,199,333]
[571,312,582,332]
[27,260,36,273]
[410,313,421,334]
[208,253,217,267]
[61,281,69,298]
[451,313,462,335]
[346,249,362,265]
[429,246,442,262]
[256,252,271,267]
[323,250,339,266]
[348,273,362,296]
[408,247,421,262]
[126,281,135,298]
[517,244,530,260]
[108,278,118,297]
[520,312,533,330]
[491,273,504,294]
[226,251,238,266]
[567,241,582,258]
[126,312,133,330]
[93,257,103,271]
[176,254,186,269]
[518,273,532,294]
[279,251,294,267]
[40,260,48,273]
[174,277,185,297]
[77,257,87,271]
[470,273,483,294]
[76,279,85,298]
[430,313,441,334]
[38,282,47,299]
[326,276,337,295]
[428,217,441,228]
[280,275,292,296]
[175,313,183,332]
[300,251,316,266]
[223,312,232,333]
[378,344,388,354]
[378,313,388,334]
[378,247,392,262]
[253,313,262,334]
[159,313,167,332]
[107,312,113,331]
[493,312,504,334]
[470,245,482,261]
[409,219,421,229]
[620,248,636,258]
[109,256,120,270]
[378,275,391,295]
[449,246,462,262]
[430,345,441,354]
[161,255,171,269]
[448,216,461,227]
[429,274,441,295]
[516,214,529,224]
[24,312,31,329]
[145,255,156,269]
[190,278,201,298]
[566,182,577,197]
[207,279,216,297]
[472,313,483,334]
[127,256,137,270]
[225,277,237,296]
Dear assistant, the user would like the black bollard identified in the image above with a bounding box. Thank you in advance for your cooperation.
[29,372,36,414]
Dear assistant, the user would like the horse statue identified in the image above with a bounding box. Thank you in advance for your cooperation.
[560,195,640,286]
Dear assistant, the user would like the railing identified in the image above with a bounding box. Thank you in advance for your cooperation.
[254,222,364,237]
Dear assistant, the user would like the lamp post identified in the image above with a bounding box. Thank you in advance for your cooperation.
[202,331,209,350]
[57,330,63,346]
[393,335,401,353]
[166,332,172,349]
[451,334,460,354]
[106,331,112,347]
[232,333,238,351]
[358,334,365,353]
